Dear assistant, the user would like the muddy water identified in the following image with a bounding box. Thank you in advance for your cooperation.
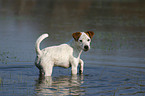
[0,0,145,96]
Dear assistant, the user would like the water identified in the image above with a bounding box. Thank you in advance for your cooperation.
[0,0,145,96]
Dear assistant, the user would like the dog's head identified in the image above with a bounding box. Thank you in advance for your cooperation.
[72,31,94,51]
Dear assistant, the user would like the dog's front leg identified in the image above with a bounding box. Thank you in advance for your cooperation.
[70,59,79,75]
[71,64,78,75]
[79,59,84,74]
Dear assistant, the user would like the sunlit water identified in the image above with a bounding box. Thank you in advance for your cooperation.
[0,0,145,96]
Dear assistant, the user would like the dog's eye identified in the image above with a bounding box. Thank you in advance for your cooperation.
[79,40,82,42]
[87,39,90,41]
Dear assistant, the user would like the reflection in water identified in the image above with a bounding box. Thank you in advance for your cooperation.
[35,75,84,96]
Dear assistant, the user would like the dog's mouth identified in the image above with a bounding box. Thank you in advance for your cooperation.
[84,49,89,52]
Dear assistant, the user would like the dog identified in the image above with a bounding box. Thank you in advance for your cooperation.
[35,31,94,76]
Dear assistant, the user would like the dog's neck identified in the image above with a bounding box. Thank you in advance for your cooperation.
[68,39,82,58]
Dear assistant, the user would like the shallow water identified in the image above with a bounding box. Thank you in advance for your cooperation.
[0,0,145,96]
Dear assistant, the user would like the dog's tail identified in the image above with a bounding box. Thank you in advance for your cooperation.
[35,34,49,55]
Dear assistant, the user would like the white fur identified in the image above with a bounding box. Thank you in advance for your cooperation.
[35,32,91,76]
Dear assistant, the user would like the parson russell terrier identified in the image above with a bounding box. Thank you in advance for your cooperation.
[35,31,94,76]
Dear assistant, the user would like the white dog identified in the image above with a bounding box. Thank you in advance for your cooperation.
[35,31,94,76]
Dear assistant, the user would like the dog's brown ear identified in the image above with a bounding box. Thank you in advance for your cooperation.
[72,32,82,41]
[85,31,94,39]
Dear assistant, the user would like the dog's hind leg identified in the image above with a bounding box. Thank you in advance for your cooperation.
[35,63,44,76]
[42,62,54,76]
[39,68,44,76]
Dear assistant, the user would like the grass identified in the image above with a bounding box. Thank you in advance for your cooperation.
[0,51,17,64]
[0,78,3,87]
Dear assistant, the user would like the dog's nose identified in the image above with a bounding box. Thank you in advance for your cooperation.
[84,45,89,50]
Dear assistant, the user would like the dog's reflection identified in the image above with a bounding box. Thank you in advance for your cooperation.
[35,75,84,95]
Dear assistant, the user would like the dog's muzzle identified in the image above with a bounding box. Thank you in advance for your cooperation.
[84,45,89,51]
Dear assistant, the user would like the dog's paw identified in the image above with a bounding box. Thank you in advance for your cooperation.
[79,70,83,74]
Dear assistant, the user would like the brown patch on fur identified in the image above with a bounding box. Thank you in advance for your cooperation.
[72,32,82,41]
[85,31,94,39]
